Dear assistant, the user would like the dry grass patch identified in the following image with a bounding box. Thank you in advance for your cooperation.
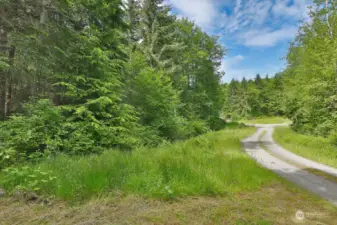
[1,183,336,225]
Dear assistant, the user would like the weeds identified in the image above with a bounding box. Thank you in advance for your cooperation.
[1,127,278,201]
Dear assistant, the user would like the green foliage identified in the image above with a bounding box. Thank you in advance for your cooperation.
[240,117,291,125]
[176,19,225,122]
[178,119,210,138]
[0,99,145,169]
[208,117,228,131]
[223,75,286,120]
[0,99,64,167]
[0,0,226,170]
[0,148,17,169]
[274,127,337,168]
[0,127,278,201]
[131,67,186,140]
[279,1,337,138]
[1,166,56,193]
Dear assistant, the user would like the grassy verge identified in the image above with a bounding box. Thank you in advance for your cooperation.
[260,129,337,183]
[240,116,291,124]
[2,126,337,224]
[1,183,337,224]
[274,127,337,168]
[1,127,279,201]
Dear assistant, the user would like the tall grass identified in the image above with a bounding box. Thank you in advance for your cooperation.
[1,127,278,201]
[274,127,337,168]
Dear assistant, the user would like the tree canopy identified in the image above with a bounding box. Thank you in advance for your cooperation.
[0,0,225,167]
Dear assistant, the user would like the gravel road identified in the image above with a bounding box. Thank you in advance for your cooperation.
[242,124,337,206]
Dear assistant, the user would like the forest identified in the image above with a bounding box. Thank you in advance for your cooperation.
[223,74,285,120]
[1,0,337,169]
[0,0,227,167]
[2,0,337,223]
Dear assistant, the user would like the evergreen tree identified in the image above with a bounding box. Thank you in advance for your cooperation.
[140,0,182,70]
[0,0,228,167]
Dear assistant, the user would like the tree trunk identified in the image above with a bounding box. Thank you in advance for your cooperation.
[0,30,8,120]
[5,45,15,116]
[326,0,333,38]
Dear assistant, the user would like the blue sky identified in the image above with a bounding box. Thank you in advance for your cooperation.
[165,0,312,82]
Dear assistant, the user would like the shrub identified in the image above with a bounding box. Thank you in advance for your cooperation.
[176,118,210,139]
[0,99,144,168]
[0,99,65,167]
[208,117,227,131]
[2,166,56,193]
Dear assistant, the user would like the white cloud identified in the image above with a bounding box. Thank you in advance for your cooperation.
[225,0,273,33]
[272,0,310,19]
[167,0,219,30]
[221,54,244,72]
[222,0,310,47]
[239,26,298,47]
[166,0,311,81]
[221,55,285,82]
[234,0,242,15]
[221,55,246,82]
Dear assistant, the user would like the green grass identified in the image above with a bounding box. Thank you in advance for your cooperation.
[240,116,291,124]
[0,127,280,201]
[3,126,337,224]
[274,127,337,168]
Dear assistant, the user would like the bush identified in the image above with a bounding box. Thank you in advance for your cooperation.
[0,99,65,168]
[208,117,227,131]
[176,118,210,139]
[0,97,216,169]
[2,166,56,193]
[0,99,144,168]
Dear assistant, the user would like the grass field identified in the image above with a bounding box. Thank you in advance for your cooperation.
[240,116,291,124]
[2,126,337,224]
[1,127,279,201]
[274,127,337,168]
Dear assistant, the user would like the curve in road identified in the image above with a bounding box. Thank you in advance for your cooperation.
[242,124,337,206]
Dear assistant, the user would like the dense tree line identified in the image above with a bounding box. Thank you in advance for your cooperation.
[223,74,286,120]
[280,0,337,139]
[0,0,225,167]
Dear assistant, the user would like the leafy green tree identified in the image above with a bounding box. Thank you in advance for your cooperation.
[0,0,229,168]
[281,0,337,137]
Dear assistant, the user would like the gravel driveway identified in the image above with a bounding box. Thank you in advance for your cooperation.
[242,124,337,206]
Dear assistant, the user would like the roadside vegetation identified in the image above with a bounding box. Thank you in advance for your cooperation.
[274,127,337,168]
[2,183,337,225]
[0,127,280,201]
[2,126,337,224]
[2,0,337,224]
[240,116,291,125]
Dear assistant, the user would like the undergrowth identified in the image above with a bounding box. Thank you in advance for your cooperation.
[0,127,278,201]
